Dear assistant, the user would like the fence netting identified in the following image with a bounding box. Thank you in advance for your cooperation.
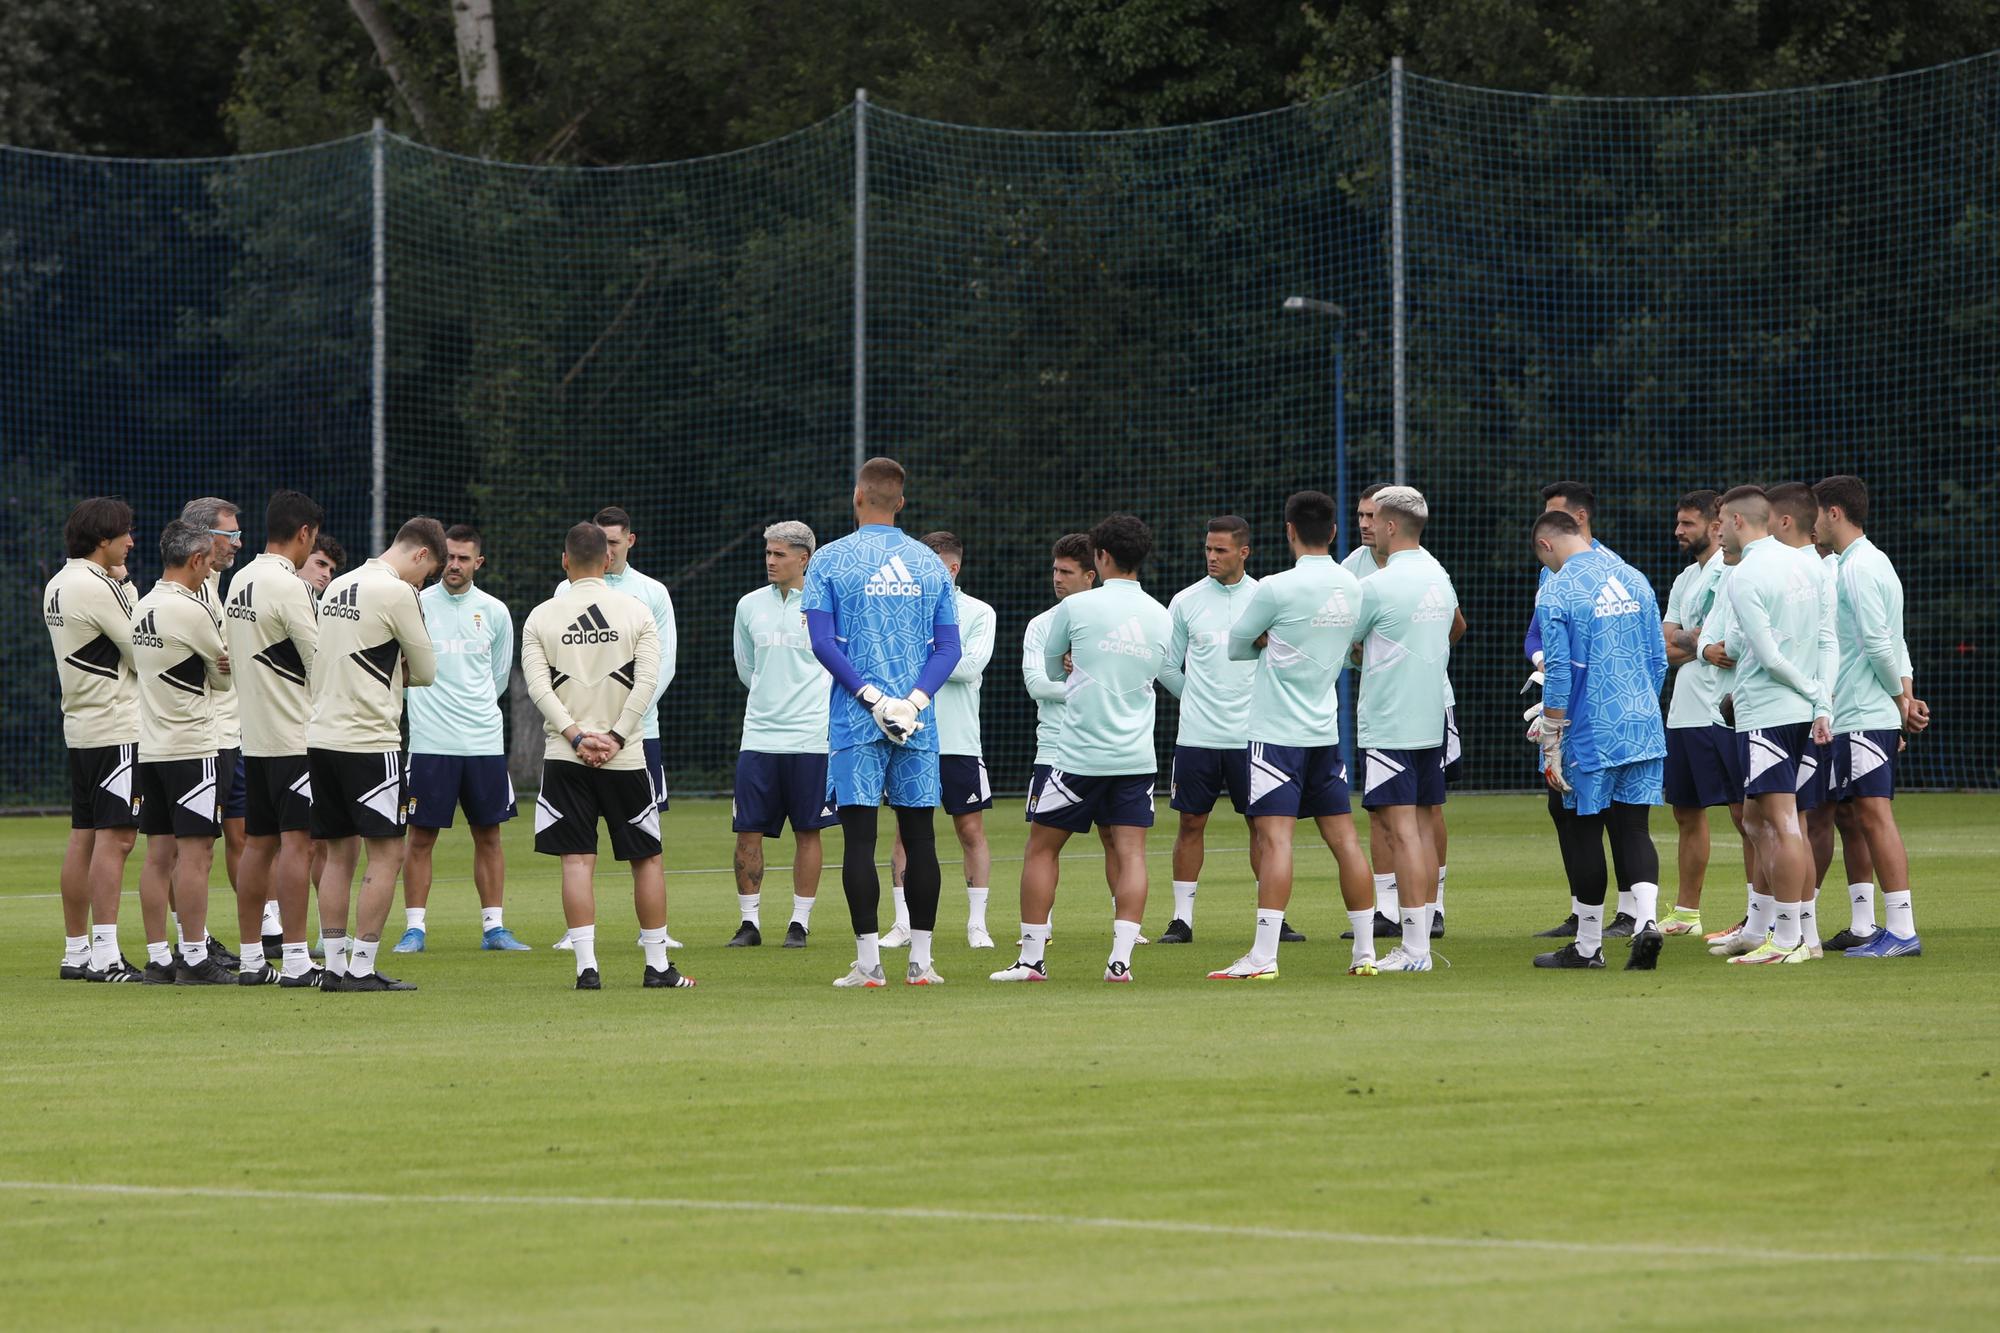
[4,55,1994,805]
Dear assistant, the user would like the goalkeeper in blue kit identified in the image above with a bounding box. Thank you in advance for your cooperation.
[803,457,963,989]
[1528,509,1668,971]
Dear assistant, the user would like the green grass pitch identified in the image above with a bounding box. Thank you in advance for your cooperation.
[1,794,1995,1328]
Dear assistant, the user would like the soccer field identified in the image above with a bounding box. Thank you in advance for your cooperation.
[1,794,1995,1328]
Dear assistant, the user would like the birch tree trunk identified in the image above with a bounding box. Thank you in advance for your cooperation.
[451,0,503,110]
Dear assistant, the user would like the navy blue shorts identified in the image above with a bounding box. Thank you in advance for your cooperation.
[1443,707,1463,783]
[1028,771,1155,832]
[1795,739,1833,811]
[219,747,247,821]
[642,737,670,812]
[1024,763,1053,822]
[1834,729,1898,802]
[1360,747,1446,810]
[1169,744,1250,815]
[1663,724,1743,809]
[1245,742,1351,819]
[1740,723,1809,800]
[408,753,518,829]
[733,750,838,836]
[940,755,993,816]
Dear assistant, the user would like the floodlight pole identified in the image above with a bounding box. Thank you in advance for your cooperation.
[852,89,868,478]
[1282,294,1353,774]
[370,118,388,553]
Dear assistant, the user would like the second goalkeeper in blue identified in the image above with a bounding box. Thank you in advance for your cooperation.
[1203,492,1376,982]
[994,514,1172,985]
[399,525,523,954]
[1528,509,1668,971]
[804,457,962,988]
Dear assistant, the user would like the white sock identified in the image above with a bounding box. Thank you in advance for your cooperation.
[240,941,265,972]
[1747,891,1776,938]
[791,894,815,928]
[89,926,119,970]
[910,928,934,971]
[1577,903,1604,955]
[405,907,426,932]
[146,940,172,967]
[1374,873,1398,916]
[1801,892,1821,949]
[1252,908,1283,965]
[261,900,282,934]
[639,926,668,971]
[1744,882,1757,917]
[481,907,503,932]
[348,938,378,977]
[1435,865,1447,916]
[1773,901,1802,950]
[855,932,881,970]
[1346,910,1375,965]
[1884,890,1915,938]
[1570,895,1586,922]
[1400,905,1429,958]
[571,925,598,975]
[1616,888,1636,919]
[1172,879,1197,924]
[64,934,90,965]
[1109,919,1140,968]
[891,886,910,931]
[738,892,761,927]
[1849,882,1877,934]
[180,931,208,966]
[322,933,349,977]
[1631,881,1659,931]
[1019,922,1050,966]
[282,941,311,978]
[966,887,990,932]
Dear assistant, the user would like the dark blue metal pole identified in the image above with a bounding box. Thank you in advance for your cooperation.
[1335,333,1354,779]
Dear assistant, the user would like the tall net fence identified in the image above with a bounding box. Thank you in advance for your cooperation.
[4,56,1995,806]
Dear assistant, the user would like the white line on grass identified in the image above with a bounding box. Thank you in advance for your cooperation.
[1,1180,1992,1267]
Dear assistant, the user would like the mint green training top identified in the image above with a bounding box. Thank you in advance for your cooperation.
[1227,555,1362,748]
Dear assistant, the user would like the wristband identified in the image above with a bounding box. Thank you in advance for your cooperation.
[607,730,625,746]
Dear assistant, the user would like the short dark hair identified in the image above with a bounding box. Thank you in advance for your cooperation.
[1359,481,1391,501]
[1284,491,1337,548]
[592,506,633,532]
[1813,475,1869,527]
[394,516,447,565]
[1766,481,1818,533]
[922,530,963,560]
[1541,480,1595,516]
[64,497,134,559]
[1533,509,1582,541]
[1719,485,1772,525]
[265,490,324,545]
[313,532,346,569]
[159,519,208,569]
[1052,532,1094,571]
[566,521,609,565]
[857,456,906,510]
[445,523,484,553]
[1676,488,1721,521]
[1205,515,1250,545]
[1090,514,1152,574]
[1719,484,1767,506]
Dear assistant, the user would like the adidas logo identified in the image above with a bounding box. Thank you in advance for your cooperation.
[561,603,620,645]
[1783,566,1818,606]
[1311,589,1355,627]
[1593,574,1642,619]
[1096,616,1154,659]
[226,582,256,621]
[323,582,361,621]
[132,610,163,648]
[862,554,923,597]
[43,589,61,627]
[1412,583,1451,623]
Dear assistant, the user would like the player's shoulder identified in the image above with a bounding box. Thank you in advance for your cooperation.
[734,585,768,615]
[959,589,995,620]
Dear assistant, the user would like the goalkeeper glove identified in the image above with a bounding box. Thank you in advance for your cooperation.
[1520,649,1545,697]
[1523,698,1546,743]
[857,685,927,745]
[1538,715,1571,793]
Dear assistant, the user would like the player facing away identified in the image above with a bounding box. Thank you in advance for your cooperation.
[728,521,837,948]
[1657,490,1752,937]
[397,524,522,954]
[1528,510,1668,970]
[1205,492,1376,981]
[1814,475,1927,957]
[43,497,145,981]
[306,517,442,991]
[1351,486,1456,972]
[223,490,324,986]
[183,496,247,971]
[1159,515,1278,946]
[130,520,236,984]
[523,522,685,990]
[804,457,963,988]
[886,531,999,948]
[1706,487,1833,966]
[994,514,1171,985]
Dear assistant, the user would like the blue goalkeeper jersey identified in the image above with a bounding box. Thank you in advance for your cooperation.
[801,524,959,752]
[1536,546,1667,773]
